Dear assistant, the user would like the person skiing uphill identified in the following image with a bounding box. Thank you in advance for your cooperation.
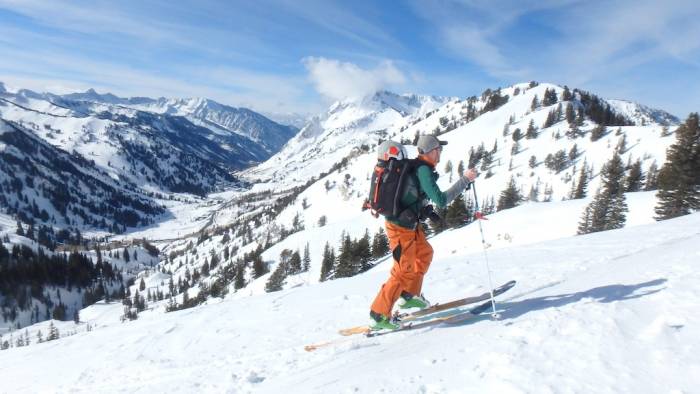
[369,135,478,330]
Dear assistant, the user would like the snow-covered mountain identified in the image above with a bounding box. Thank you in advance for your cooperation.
[0,83,302,231]
[55,91,298,155]
[242,90,452,187]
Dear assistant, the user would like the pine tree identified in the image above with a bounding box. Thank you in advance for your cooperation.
[530,95,539,111]
[445,193,469,228]
[265,261,287,292]
[371,228,390,258]
[578,151,628,234]
[543,109,557,128]
[574,160,589,199]
[139,277,146,291]
[644,161,660,191]
[334,232,356,278]
[355,229,373,273]
[565,103,576,125]
[48,321,59,341]
[302,243,311,272]
[234,261,247,290]
[289,250,302,274]
[590,124,606,141]
[625,159,645,192]
[529,155,537,169]
[526,119,538,139]
[251,255,268,279]
[319,242,335,282]
[512,128,523,141]
[497,177,523,211]
[655,113,700,220]
[562,86,573,101]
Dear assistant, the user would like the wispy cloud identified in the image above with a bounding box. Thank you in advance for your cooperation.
[303,57,407,101]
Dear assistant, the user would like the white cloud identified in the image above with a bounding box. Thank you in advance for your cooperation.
[303,57,407,101]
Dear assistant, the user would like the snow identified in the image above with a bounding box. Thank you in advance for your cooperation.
[2,194,698,393]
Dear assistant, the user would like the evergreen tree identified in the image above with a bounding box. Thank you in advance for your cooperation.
[265,261,287,292]
[543,109,557,128]
[625,159,645,192]
[47,321,59,341]
[234,261,247,290]
[289,250,302,274]
[578,151,628,234]
[529,155,537,168]
[334,232,356,278]
[590,124,607,141]
[616,134,628,153]
[371,228,390,259]
[655,113,700,220]
[302,243,311,272]
[511,140,521,155]
[139,277,146,291]
[497,177,523,211]
[355,229,373,273]
[445,193,470,228]
[319,242,335,282]
[512,128,523,141]
[574,160,589,199]
[526,119,538,139]
[565,103,576,125]
[528,182,540,202]
[530,95,539,111]
[251,255,268,279]
[201,259,210,276]
[644,161,660,191]
[562,86,573,101]
[15,221,24,237]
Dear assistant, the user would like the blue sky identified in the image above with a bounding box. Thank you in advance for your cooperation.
[0,0,698,117]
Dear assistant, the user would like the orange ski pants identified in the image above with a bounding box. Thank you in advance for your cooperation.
[370,221,434,317]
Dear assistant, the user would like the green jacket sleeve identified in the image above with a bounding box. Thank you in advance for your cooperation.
[416,165,471,208]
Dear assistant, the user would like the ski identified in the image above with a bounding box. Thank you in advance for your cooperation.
[304,298,502,352]
[365,298,497,338]
[337,280,515,336]
[396,280,516,322]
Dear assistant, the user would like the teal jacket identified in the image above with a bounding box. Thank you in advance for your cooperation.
[387,160,472,229]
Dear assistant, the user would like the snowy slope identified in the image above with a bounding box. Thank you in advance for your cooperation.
[1,198,698,393]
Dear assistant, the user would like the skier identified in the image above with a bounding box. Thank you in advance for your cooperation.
[369,135,478,330]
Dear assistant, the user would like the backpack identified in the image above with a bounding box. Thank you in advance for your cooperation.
[364,140,419,218]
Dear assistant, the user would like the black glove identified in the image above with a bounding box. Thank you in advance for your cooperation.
[420,205,442,222]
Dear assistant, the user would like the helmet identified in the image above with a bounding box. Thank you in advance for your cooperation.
[377,140,406,161]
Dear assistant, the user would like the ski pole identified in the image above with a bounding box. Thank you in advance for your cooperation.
[471,182,500,319]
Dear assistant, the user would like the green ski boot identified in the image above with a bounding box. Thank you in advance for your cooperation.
[398,292,430,310]
[369,311,399,331]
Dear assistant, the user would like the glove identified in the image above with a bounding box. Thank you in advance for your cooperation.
[421,205,442,222]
